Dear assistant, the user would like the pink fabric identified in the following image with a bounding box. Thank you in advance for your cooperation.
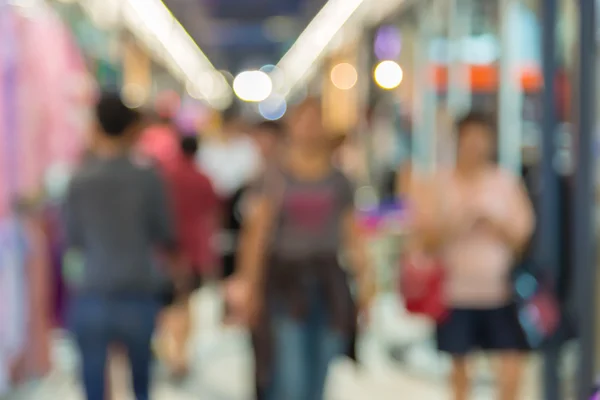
[12,219,51,382]
[440,168,534,308]
[14,10,88,195]
[412,168,534,308]
[137,125,180,173]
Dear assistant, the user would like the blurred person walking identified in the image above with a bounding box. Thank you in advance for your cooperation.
[154,135,219,378]
[235,99,375,400]
[239,120,285,400]
[197,104,259,319]
[63,92,178,400]
[413,112,534,400]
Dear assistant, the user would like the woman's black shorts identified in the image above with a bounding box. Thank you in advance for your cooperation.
[436,304,530,355]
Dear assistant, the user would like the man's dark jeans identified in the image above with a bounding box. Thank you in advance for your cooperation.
[68,294,160,400]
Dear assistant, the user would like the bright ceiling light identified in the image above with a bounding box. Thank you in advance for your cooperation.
[330,63,358,90]
[276,0,366,97]
[374,61,403,90]
[233,71,273,102]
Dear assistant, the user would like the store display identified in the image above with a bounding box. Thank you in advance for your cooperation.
[0,1,90,394]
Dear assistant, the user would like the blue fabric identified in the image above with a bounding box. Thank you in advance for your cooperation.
[68,295,160,400]
[267,289,348,400]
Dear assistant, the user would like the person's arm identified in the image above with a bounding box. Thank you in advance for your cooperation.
[146,168,185,284]
[237,194,275,288]
[339,174,376,310]
[342,210,376,309]
[491,179,535,252]
[395,161,412,199]
[147,168,177,250]
[63,178,83,249]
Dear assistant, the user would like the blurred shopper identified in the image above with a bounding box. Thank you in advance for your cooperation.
[63,92,177,400]
[154,135,219,377]
[198,105,259,319]
[236,99,374,400]
[242,120,285,400]
[414,112,534,400]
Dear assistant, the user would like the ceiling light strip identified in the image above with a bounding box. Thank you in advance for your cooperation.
[123,0,230,102]
[276,0,366,97]
[76,0,230,105]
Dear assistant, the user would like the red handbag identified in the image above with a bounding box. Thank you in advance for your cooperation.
[399,253,449,323]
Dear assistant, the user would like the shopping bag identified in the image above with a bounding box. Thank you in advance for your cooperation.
[512,266,560,348]
[398,252,448,323]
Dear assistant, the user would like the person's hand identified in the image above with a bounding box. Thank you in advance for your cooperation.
[224,275,263,328]
[472,214,507,240]
[357,275,376,324]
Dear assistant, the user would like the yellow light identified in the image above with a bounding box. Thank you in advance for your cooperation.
[374,60,403,90]
[330,63,358,90]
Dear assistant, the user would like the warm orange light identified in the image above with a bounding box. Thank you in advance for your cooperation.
[330,63,358,90]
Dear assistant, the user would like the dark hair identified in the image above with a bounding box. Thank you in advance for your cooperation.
[96,91,141,137]
[180,136,199,158]
[456,110,495,136]
[254,121,284,136]
[456,110,498,162]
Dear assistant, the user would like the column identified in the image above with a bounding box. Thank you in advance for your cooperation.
[574,0,597,397]
[412,1,438,174]
[447,0,471,116]
[498,0,523,173]
[539,0,561,397]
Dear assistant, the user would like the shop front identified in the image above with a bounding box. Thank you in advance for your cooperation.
[356,0,597,398]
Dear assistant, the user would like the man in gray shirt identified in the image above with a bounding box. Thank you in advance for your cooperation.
[64,92,176,400]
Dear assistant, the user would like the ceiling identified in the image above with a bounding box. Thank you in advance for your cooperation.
[164,0,326,74]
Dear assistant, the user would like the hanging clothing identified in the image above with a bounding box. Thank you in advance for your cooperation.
[0,218,28,396]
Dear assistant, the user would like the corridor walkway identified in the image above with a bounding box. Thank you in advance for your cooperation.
[10,288,541,400]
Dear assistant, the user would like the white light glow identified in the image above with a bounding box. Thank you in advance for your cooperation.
[233,71,273,102]
[374,61,403,90]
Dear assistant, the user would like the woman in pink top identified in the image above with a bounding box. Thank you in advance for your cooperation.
[415,112,534,400]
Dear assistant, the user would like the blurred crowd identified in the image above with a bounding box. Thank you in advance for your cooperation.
[0,86,549,400]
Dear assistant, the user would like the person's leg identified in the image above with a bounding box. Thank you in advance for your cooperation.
[113,297,160,400]
[308,317,347,400]
[267,313,309,400]
[450,357,470,400]
[436,310,476,400]
[68,296,111,400]
[252,331,267,400]
[496,351,526,400]
[483,305,529,400]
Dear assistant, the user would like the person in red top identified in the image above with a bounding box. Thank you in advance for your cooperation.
[157,135,219,377]
[168,136,219,279]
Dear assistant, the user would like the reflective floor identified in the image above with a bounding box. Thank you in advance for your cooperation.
[10,288,542,400]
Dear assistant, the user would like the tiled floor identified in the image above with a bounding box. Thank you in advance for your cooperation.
[11,288,544,400]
